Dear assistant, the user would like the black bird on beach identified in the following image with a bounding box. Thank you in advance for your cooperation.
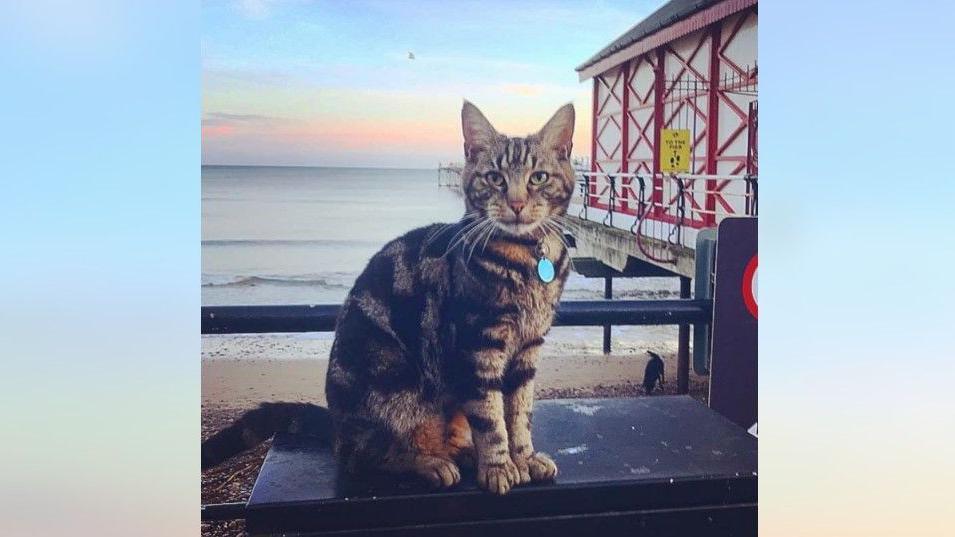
[643,351,665,395]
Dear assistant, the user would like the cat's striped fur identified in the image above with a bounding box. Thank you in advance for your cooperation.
[202,101,576,495]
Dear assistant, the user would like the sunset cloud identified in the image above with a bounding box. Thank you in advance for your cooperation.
[501,83,545,97]
[202,0,643,166]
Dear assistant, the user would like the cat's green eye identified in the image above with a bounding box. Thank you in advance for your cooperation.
[529,171,550,185]
[484,171,506,186]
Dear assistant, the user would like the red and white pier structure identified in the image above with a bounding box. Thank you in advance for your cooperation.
[569,0,757,279]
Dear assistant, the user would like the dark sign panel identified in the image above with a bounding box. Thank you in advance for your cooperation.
[709,218,757,431]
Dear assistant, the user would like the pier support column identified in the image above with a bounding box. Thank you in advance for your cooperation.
[678,277,692,394]
[603,276,612,354]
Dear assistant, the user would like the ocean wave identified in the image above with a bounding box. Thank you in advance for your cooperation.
[202,239,381,247]
[202,275,352,289]
[201,273,678,297]
[560,288,680,300]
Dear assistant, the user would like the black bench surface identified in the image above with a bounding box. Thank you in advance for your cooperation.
[246,396,757,536]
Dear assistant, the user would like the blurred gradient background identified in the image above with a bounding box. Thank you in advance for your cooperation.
[2,1,954,535]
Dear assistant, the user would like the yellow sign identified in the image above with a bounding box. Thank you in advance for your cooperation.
[660,129,691,173]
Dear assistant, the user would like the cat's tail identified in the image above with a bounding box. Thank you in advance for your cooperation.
[201,402,333,470]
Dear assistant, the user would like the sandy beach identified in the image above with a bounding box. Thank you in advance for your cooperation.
[201,336,707,411]
[201,334,708,535]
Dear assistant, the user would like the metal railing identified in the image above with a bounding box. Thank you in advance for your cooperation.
[573,172,757,264]
[436,162,464,188]
[201,300,712,334]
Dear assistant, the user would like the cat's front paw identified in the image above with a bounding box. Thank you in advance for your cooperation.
[512,451,558,483]
[476,459,520,495]
[414,455,461,488]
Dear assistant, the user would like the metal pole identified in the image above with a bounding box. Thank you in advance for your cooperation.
[678,276,692,394]
[202,299,714,334]
[603,276,612,354]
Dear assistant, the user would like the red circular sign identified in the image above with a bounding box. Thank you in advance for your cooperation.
[742,254,758,319]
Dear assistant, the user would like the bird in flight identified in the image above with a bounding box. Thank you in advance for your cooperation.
[407,51,415,60]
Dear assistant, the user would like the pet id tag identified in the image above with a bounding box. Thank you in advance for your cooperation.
[536,242,555,283]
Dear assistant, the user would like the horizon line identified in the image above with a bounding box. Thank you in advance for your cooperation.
[201,154,591,171]
[201,163,441,171]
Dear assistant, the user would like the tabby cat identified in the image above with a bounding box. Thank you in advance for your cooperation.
[202,101,576,495]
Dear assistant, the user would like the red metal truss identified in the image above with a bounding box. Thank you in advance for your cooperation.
[589,66,625,210]
[653,27,713,229]
[747,100,758,175]
[586,4,757,232]
[705,22,721,226]
[713,8,757,177]
[615,53,659,215]
[625,54,657,173]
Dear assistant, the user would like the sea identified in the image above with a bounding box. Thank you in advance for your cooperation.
[202,165,679,353]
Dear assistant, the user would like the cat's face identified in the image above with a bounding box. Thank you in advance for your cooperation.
[460,101,576,237]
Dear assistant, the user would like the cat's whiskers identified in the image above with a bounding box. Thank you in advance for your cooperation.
[466,219,496,265]
[442,217,486,257]
[547,216,577,243]
[424,211,481,251]
[545,217,573,244]
[479,222,497,257]
[449,216,494,259]
[542,218,577,272]
[549,214,574,228]
[447,221,484,255]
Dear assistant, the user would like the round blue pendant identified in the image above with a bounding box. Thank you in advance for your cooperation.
[537,258,555,283]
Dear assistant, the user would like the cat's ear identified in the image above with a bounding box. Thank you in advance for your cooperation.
[462,100,498,161]
[538,103,575,159]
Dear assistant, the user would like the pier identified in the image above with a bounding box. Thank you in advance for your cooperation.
[436,162,463,188]
[570,0,757,390]
[433,164,758,392]
[564,171,756,392]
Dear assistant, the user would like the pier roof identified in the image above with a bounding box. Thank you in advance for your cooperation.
[576,0,755,80]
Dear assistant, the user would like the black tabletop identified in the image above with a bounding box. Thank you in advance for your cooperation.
[246,396,757,536]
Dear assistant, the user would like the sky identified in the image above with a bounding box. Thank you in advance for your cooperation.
[201,0,661,167]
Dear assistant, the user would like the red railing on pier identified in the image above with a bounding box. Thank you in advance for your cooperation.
[573,171,757,264]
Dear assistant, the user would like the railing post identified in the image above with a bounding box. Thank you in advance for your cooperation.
[747,100,758,176]
[581,174,590,219]
[630,175,646,235]
[745,175,758,216]
[603,276,613,354]
[671,176,687,246]
[678,276,692,394]
[604,175,616,227]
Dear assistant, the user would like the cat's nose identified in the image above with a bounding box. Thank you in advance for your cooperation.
[509,200,526,214]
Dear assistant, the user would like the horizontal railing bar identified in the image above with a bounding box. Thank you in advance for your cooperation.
[201,300,712,335]
[577,202,752,210]
[578,172,755,181]
[554,299,711,326]
[581,192,754,201]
